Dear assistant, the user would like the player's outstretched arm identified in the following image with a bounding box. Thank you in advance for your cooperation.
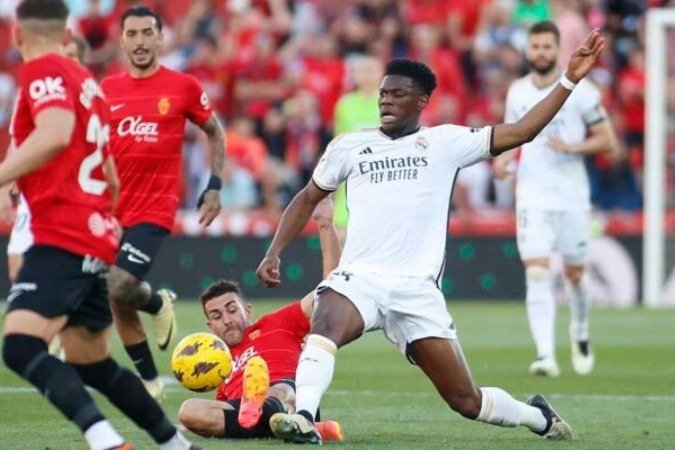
[490,29,605,156]
[197,113,226,226]
[0,107,75,186]
[257,182,330,287]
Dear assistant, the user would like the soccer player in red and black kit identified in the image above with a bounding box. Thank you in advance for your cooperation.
[1,1,199,449]
[101,6,226,399]
[178,198,343,442]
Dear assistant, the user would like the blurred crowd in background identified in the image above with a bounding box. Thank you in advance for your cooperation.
[0,0,674,227]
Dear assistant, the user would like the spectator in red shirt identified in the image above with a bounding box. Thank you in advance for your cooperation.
[617,46,645,147]
[178,198,343,442]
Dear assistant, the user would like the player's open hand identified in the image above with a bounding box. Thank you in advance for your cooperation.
[256,253,281,287]
[311,196,334,225]
[565,28,605,83]
[198,190,221,226]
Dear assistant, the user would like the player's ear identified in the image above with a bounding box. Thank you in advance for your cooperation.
[418,94,430,111]
[62,28,73,48]
[14,24,22,48]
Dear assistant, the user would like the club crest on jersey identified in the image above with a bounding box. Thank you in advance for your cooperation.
[157,97,170,115]
[415,136,429,151]
[248,330,261,340]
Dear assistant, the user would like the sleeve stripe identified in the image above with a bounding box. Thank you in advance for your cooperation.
[311,178,336,193]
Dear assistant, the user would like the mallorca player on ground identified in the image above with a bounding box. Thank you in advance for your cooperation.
[101,6,226,399]
[495,21,618,377]
[1,1,198,449]
[257,29,606,445]
[178,198,342,442]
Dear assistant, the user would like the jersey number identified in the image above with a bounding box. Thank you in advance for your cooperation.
[80,114,109,195]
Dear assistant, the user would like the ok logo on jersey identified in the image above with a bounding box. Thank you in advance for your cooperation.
[29,76,65,100]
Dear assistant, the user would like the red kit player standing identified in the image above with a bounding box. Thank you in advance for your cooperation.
[1,1,199,448]
[101,6,226,399]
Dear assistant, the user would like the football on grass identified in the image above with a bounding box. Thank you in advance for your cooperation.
[171,332,232,392]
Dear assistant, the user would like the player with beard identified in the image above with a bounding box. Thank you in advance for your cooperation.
[494,21,618,377]
[101,6,226,399]
[1,1,199,448]
[178,197,343,442]
[257,29,606,444]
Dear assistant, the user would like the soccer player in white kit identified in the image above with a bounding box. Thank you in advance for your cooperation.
[6,193,33,282]
[495,21,618,378]
[257,29,606,444]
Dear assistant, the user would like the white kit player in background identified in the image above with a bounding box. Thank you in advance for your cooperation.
[495,21,619,377]
[6,192,32,281]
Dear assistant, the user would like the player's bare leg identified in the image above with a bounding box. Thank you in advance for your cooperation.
[62,325,197,449]
[108,266,174,399]
[408,337,572,440]
[269,288,363,444]
[564,264,594,375]
[524,258,560,377]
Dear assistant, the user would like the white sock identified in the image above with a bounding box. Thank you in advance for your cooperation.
[569,281,590,341]
[295,334,337,419]
[159,430,192,450]
[84,420,125,450]
[477,387,547,432]
[525,266,556,359]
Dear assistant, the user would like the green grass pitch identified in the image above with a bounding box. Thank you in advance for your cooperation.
[1,300,674,449]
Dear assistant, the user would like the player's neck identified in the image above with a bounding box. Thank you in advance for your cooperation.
[128,63,161,79]
[531,68,561,89]
[379,124,421,140]
[21,42,62,62]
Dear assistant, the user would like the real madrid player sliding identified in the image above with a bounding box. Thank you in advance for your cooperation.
[257,29,606,444]
[101,6,226,399]
[1,1,198,448]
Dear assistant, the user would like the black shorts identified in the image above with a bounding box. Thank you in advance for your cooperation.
[114,223,169,280]
[222,379,323,440]
[6,245,112,332]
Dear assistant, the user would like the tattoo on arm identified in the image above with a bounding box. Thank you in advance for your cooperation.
[201,114,225,177]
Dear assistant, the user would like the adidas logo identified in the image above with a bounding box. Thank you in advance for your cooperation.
[359,147,373,155]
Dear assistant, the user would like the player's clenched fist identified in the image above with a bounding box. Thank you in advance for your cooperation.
[257,253,281,287]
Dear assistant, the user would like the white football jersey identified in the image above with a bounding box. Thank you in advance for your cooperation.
[505,74,606,210]
[313,125,492,279]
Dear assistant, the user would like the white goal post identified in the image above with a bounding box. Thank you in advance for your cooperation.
[643,8,675,307]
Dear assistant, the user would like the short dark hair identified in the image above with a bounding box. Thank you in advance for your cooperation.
[529,20,560,43]
[199,279,244,308]
[16,0,69,21]
[120,6,163,32]
[384,59,437,97]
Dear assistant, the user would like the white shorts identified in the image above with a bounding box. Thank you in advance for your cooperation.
[316,268,457,355]
[7,197,33,255]
[516,209,589,266]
